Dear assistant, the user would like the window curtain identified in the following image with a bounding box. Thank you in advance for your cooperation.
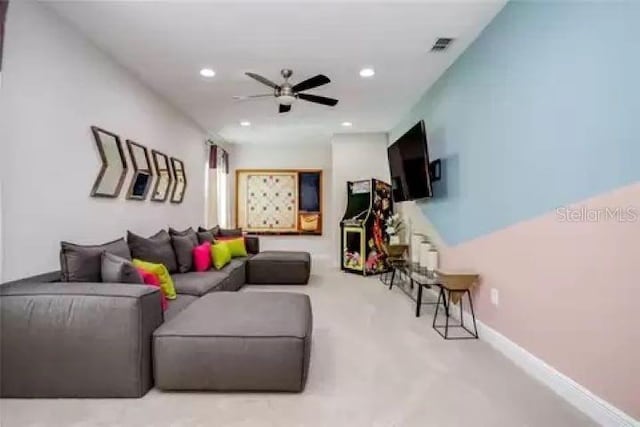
[0,0,9,86]
[208,144,230,227]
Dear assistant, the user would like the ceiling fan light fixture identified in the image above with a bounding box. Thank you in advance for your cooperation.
[277,94,296,106]
[359,67,375,78]
[240,121,251,127]
[342,121,353,127]
[200,68,216,78]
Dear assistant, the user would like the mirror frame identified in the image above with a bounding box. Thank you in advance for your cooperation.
[170,157,187,204]
[150,149,173,202]
[90,126,128,198]
[125,140,153,201]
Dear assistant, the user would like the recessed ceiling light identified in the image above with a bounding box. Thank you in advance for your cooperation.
[342,121,353,127]
[240,121,251,127]
[200,68,216,78]
[359,68,375,78]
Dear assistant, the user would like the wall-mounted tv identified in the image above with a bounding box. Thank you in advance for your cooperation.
[387,120,433,202]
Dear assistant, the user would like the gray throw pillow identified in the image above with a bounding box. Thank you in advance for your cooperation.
[197,230,214,244]
[171,234,196,273]
[198,225,221,236]
[60,238,131,282]
[169,227,198,245]
[101,252,144,284]
[127,230,178,273]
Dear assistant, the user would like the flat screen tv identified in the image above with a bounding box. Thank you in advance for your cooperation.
[387,120,432,202]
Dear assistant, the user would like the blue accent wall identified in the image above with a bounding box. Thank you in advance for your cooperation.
[391,1,640,246]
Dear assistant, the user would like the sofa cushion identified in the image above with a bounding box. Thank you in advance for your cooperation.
[171,234,197,273]
[218,237,248,258]
[153,292,312,391]
[127,230,178,273]
[136,268,168,311]
[220,257,248,274]
[244,235,260,254]
[0,282,163,398]
[60,238,131,282]
[198,225,220,236]
[247,251,311,285]
[171,271,226,296]
[164,294,199,321]
[101,252,143,284]
[169,227,198,243]
[132,259,177,300]
[211,242,232,270]
[197,230,214,244]
[193,242,212,272]
[218,257,248,292]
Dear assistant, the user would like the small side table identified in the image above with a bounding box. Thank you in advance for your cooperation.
[432,272,479,340]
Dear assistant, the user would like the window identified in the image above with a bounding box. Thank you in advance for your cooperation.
[209,144,230,227]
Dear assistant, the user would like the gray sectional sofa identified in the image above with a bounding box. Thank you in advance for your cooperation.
[0,229,312,398]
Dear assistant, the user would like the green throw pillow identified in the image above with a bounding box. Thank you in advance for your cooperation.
[132,259,177,300]
[211,242,232,270]
[224,238,248,258]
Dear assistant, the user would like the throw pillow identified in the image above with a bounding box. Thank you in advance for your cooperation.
[169,227,198,245]
[197,230,214,244]
[101,252,144,284]
[198,225,220,236]
[132,259,177,300]
[222,237,248,258]
[192,242,212,272]
[211,242,232,270]
[60,238,131,282]
[136,267,168,311]
[171,234,197,273]
[127,230,178,273]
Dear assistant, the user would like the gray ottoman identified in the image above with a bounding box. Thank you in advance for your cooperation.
[153,292,312,392]
[247,251,311,284]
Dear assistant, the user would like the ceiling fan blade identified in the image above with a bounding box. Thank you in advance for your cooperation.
[297,93,339,107]
[292,74,330,92]
[245,72,279,89]
[279,104,292,113]
[233,94,273,100]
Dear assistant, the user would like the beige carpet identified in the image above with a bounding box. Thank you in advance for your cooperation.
[0,262,595,427]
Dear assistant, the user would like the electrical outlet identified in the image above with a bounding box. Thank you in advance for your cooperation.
[490,288,499,306]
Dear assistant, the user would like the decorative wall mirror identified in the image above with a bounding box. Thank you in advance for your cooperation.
[170,157,187,204]
[90,126,128,198]
[151,150,173,202]
[126,140,153,200]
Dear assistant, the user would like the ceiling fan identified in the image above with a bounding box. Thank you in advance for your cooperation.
[235,69,339,113]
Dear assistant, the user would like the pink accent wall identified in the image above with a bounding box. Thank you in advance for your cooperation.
[439,182,640,419]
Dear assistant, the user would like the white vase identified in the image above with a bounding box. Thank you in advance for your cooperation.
[389,235,400,245]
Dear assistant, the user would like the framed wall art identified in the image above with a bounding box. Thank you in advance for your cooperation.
[151,149,172,202]
[235,169,323,235]
[89,126,128,198]
[126,140,153,200]
[170,157,187,203]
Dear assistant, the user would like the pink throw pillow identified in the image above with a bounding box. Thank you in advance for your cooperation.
[193,242,212,272]
[136,267,168,311]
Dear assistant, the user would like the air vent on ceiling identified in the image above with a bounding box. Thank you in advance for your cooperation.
[431,38,454,52]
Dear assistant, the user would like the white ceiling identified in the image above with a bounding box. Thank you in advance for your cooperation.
[44,0,505,145]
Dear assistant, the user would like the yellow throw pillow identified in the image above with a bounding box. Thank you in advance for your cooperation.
[224,238,248,258]
[132,259,177,300]
[211,242,232,270]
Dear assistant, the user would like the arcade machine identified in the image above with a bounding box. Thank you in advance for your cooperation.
[340,179,393,275]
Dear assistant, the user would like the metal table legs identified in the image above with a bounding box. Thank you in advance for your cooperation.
[432,287,478,340]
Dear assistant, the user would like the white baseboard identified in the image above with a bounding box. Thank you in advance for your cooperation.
[443,299,639,427]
